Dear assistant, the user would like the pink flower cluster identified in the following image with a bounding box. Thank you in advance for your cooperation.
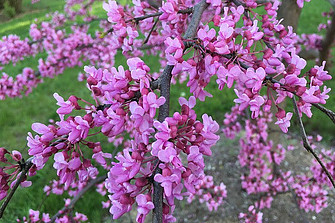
[105,95,223,222]
[0,35,35,68]
[17,208,88,223]
[0,148,33,200]
[187,175,227,211]
[222,107,334,221]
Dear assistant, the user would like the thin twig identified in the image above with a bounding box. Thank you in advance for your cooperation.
[320,12,335,68]
[128,8,193,23]
[0,157,34,218]
[143,17,159,45]
[311,103,335,125]
[292,96,335,189]
[50,175,106,222]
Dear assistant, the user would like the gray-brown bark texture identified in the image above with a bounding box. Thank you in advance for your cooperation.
[277,0,302,31]
[0,0,22,13]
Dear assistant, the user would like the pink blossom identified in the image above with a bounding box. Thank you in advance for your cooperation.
[275,112,293,133]
[142,92,166,118]
[136,194,154,223]
[198,25,216,47]
[53,93,74,118]
[301,86,320,103]
[234,89,250,111]
[249,96,265,119]
[103,0,124,23]
[29,209,40,222]
[154,170,180,197]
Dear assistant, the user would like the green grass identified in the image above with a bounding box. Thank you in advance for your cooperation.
[0,0,335,222]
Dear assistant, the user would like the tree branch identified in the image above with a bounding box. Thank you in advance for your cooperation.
[292,96,335,189]
[128,8,193,23]
[311,103,335,125]
[50,175,106,222]
[141,0,162,9]
[152,1,209,223]
[277,0,302,31]
[0,157,34,218]
[319,12,335,69]
[143,17,159,45]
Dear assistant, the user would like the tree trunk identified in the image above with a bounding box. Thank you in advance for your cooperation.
[277,0,302,31]
[0,0,4,10]
[319,12,335,68]
[9,0,22,14]
[141,0,162,9]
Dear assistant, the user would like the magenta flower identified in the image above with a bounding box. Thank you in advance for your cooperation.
[110,200,132,219]
[142,92,166,118]
[110,149,140,183]
[159,0,178,22]
[154,166,181,197]
[27,133,45,156]
[198,25,216,47]
[234,89,250,111]
[301,86,320,103]
[275,112,293,133]
[92,151,112,168]
[136,194,154,223]
[240,67,265,94]
[152,121,171,156]
[249,96,265,119]
[103,0,124,23]
[11,150,22,162]
[31,123,55,142]
[29,209,40,222]
[129,101,150,133]
[53,93,74,118]
[62,116,90,143]
[187,146,204,175]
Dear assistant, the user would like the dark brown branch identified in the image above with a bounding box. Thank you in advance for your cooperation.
[50,175,106,222]
[129,8,193,23]
[0,157,34,218]
[319,12,335,69]
[141,0,162,9]
[311,103,335,125]
[152,1,209,223]
[292,96,335,189]
[277,0,302,31]
[143,17,159,45]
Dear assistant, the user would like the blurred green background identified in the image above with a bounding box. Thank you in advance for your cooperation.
[0,0,334,222]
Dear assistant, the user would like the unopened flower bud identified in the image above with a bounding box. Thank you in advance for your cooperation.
[87,76,98,86]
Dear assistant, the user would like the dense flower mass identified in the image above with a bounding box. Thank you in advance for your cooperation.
[0,0,335,222]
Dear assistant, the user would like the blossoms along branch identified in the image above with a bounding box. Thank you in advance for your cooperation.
[0,0,335,222]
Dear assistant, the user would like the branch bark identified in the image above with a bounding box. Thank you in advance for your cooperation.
[152,1,209,223]
[292,96,335,189]
[277,0,302,31]
[50,175,106,222]
[319,12,335,68]
[311,103,335,125]
[141,0,162,9]
[0,157,34,218]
